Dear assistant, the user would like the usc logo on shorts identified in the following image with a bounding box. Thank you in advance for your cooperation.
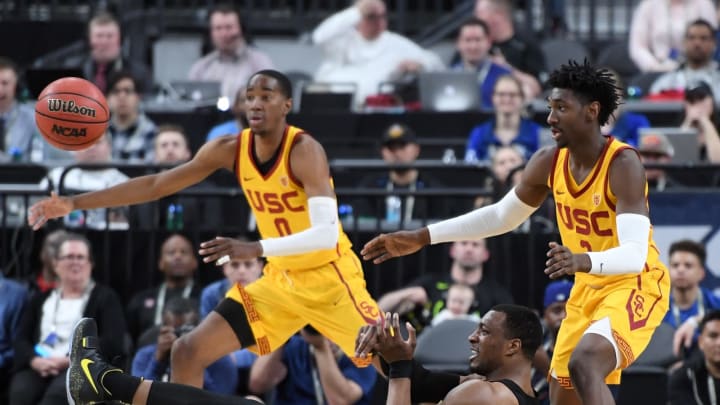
[626,289,652,330]
[360,301,379,319]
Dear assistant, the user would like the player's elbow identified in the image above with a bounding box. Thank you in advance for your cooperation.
[625,241,649,273]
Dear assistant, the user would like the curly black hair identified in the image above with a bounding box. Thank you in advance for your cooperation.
[547,59,621,126]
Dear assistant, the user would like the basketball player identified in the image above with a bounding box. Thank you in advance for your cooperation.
[28,70,382,404]
[359,60,670,405]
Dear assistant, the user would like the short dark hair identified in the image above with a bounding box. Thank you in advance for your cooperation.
[699,310,720,334]
[249,69,293,99]
[57,232,94,264]
[107,70,143,95]
[492,304,543,360]
[458,18,491,38]
[687,18,716,38]
[156,124,189,142]
[546,59,621,126]
[209,4,242,21]
[164,297,199,317]
[0,57,19,76]
[89,11,120,30]
[669,239,706,265]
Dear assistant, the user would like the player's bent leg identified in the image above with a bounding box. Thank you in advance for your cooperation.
[170,301,248,387]
[567,320,619,405]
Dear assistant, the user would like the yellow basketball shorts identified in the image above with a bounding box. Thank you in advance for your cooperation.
[225,249,380,367]
[550,268,669,387]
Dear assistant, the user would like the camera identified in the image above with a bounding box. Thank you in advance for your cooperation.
[174,324,195,337]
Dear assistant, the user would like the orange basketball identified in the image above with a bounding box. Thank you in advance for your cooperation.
[34,77,110,151]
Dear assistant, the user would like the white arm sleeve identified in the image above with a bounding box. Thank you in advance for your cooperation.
[427,188,538,245]
[586,213,650,275]
[259,196,339,257]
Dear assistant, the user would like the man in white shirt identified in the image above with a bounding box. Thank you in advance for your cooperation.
[188,5,274,101]
[312,0,443,108]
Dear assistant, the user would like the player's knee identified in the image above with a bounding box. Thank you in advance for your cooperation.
[568,345,609,380]
[171,334,199,365]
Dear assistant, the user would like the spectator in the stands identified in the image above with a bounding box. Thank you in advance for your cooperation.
[650,19,720,100]
[0,272,27,402]
[40,132,130,230]
[8,233,126,405]
[430,283,481,326]
[206,86,248,142]
[474,0,543,98]
[312,0,444,108]
[464,74,541,162]
[629,0,716,72]
[354,122,447,222]
[680,81,720,163]
[125,234,202,344]
[474,145,526,208]
[188,4,274,101]
[68,11,152,93]
[638,131,682,191]
[131,297,238,395]
[154,124,192,165]
[107,71,157,162]
[449,18,511,109]
[28,229,67,295]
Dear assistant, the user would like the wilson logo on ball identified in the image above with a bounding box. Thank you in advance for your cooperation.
[51,124,87,137]
[47,99,97,118]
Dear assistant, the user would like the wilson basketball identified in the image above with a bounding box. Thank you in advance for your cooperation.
[34,77,110,151]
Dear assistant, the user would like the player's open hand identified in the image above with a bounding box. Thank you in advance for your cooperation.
[28,191,74,230]
[375,312,416,363]
[361,229,430,264]
[544,242,591,279]
[199,236,262,265]
[355,324,379,358]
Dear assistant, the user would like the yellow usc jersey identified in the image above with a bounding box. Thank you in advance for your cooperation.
[548,137,667,286]
[236,125,352,270]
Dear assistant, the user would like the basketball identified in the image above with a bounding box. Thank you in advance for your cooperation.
[34,77,110,151]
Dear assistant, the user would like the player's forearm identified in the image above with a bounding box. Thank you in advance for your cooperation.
[313,347,362,405]
[260,197,339,256]
[387,378,412,405]
[427,188,537,244]
[70,174,176,210]
[586,213,650,275]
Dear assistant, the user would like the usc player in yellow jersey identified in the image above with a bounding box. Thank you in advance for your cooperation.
[29,70,382,405]
[359,60,669,405]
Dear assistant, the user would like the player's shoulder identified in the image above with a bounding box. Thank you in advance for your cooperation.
[608,145,643,172]
[443,380,515,405]
[525,145,558,176]
[289,128,325,155]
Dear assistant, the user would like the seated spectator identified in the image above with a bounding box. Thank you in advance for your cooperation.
[200,242,263,318]
[131,297,238,395]
[40,132,128,229]
[206,86,248,142]
[665,240,720,360]
[474,0,543,98]
[629,0,716,72]
[679,81,720,162]
[638,132,683,190]
[650,20,720,100]
[27,229,67,295]
[430,284,481,326]
[464,75,541,162]
[601,70,650,147]
[377,239,513,333]
[130,125,224,231]
[64,12,151,93]
[312,0,443,108]
[107,71,157,162]
[249,326,376,404]
[474,145,526,208]
[532,279,573,405]
[449,18,511,109]
[0,57,70,163]
[0,272,27,401]
[40,132,130,230]
[125,234,202,344]
[188,5,273,101]
[669,310,720,404]
[354,122,446,223]
[9,233,126,405]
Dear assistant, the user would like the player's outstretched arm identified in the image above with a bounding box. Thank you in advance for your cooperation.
[362,147,555,264]
[28,137,236,230]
